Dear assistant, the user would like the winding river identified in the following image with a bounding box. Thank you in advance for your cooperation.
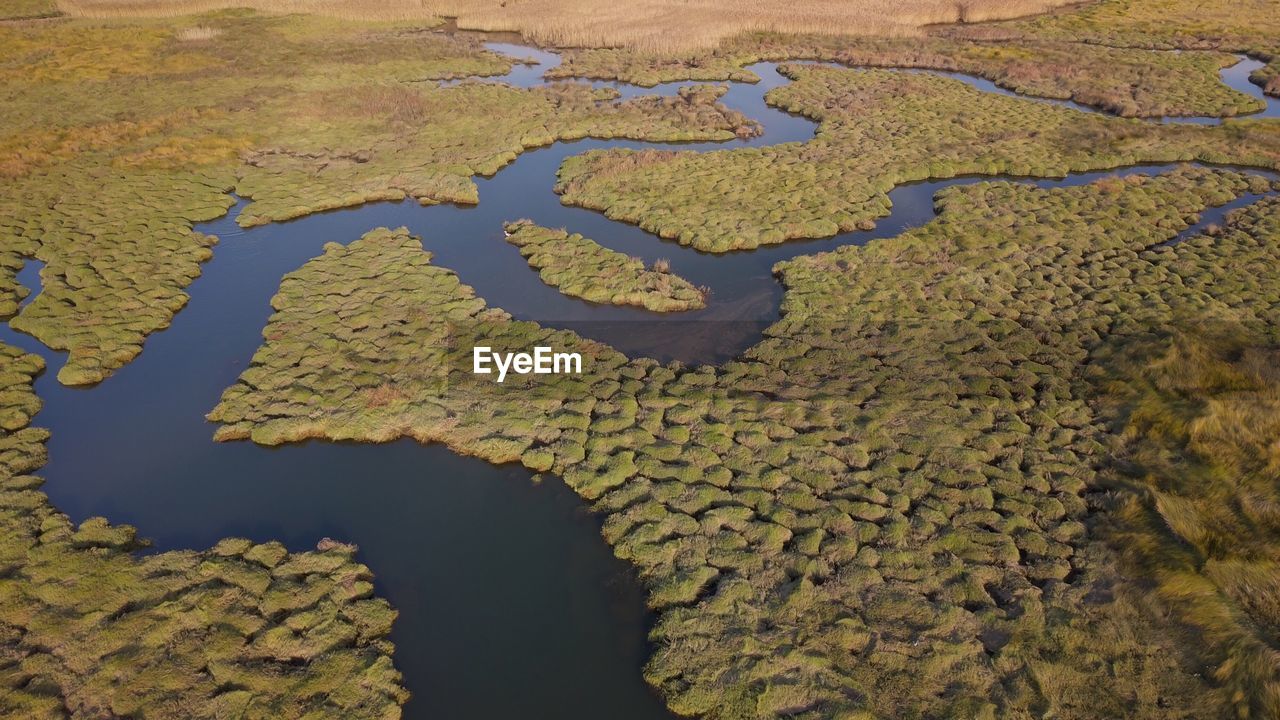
[2,35,1277,720]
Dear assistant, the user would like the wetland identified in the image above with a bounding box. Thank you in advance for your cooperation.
[5,4,1280,719]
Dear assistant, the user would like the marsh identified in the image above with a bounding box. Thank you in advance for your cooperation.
[4,2,1280,718]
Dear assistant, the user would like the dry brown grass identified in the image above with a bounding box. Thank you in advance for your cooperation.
[56,0,1080,50]
[347,84,432,124]
[362,382,408,408]
[175,23,220,39]
[55,0,441,22]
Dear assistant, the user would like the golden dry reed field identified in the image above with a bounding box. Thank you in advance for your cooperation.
[54,0,1081,50]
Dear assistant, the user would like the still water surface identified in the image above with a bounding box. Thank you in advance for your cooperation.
[2,38,1277,719]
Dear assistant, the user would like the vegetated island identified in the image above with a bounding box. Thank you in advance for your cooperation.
[504,220,707,312]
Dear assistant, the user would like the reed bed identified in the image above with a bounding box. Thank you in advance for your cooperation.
[57,0,1079,50]
[56,0,441,22]
[0,0,59,20]
[174,23,219,39]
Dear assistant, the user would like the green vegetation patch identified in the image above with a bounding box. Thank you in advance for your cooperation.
[213,167,1280,718]
[547,47,762,87]
[0,341,408,718]
[556,63,1280,252]
[1260,55,1280,97]
[0,165,236,385]
[503,220,706,311]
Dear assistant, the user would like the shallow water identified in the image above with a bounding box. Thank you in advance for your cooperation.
[3,38,1278,720]
[1220,56,1280,120]
[1160,189,1277,247]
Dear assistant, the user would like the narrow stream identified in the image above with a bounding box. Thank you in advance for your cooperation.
[2,36,1277,720]
[1219,56,1279,120]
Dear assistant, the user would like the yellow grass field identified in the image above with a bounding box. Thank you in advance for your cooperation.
[54,0,1081,50]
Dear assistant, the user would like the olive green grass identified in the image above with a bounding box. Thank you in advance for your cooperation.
[955,0,1280,102]
[969,0,1280,58]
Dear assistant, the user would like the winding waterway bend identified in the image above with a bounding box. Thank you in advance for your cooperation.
[2,36,1278,720]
